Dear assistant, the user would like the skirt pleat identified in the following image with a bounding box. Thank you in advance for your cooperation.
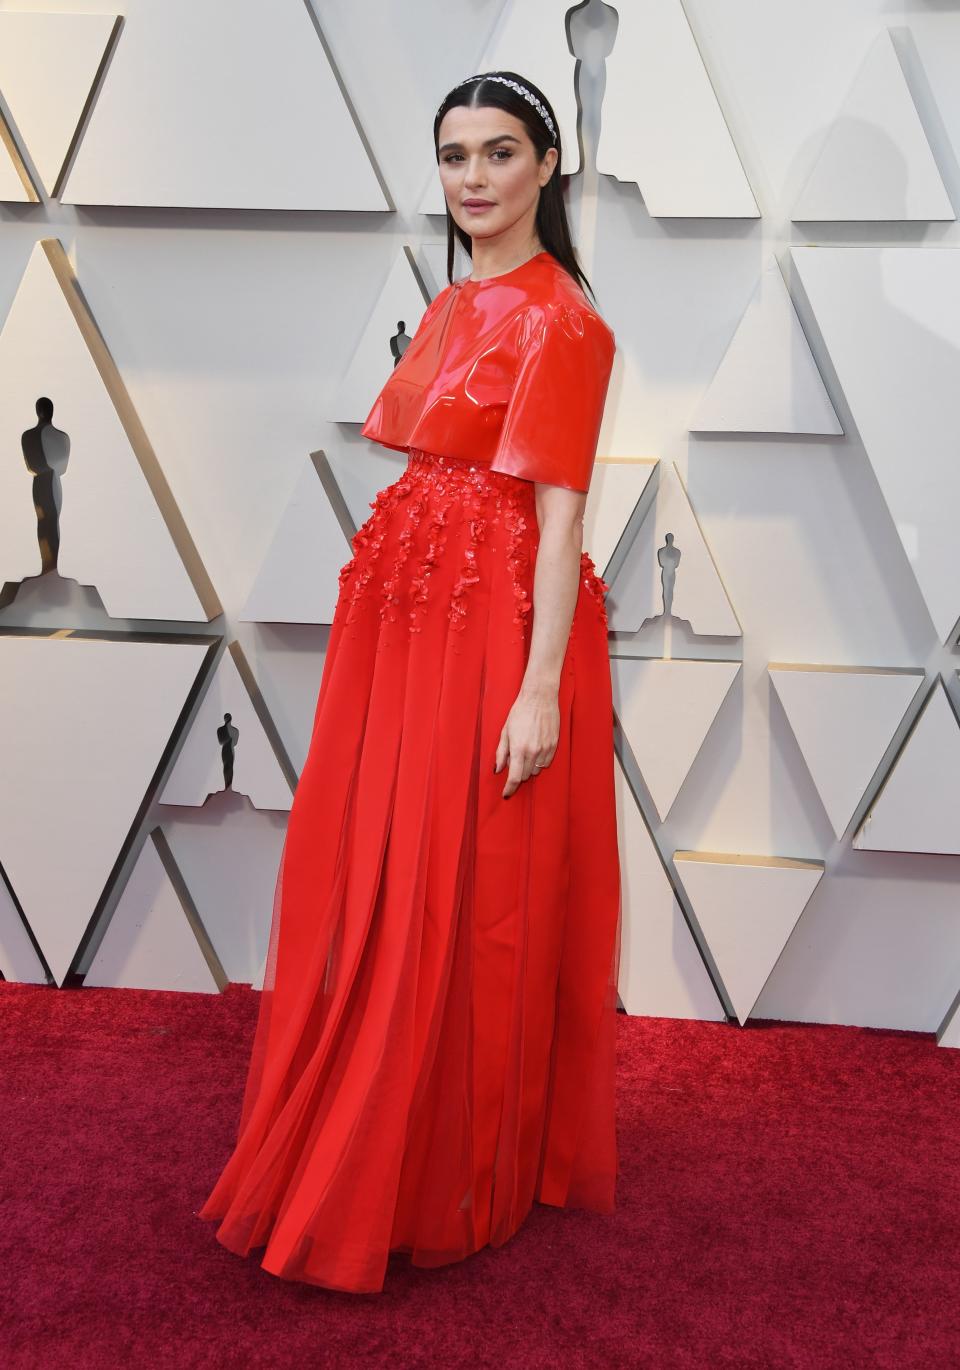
[199,448,621,1293]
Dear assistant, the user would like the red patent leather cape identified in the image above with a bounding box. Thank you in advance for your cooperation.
[361,250,615,493]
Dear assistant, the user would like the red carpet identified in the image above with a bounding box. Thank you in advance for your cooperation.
[1,979,958,1368]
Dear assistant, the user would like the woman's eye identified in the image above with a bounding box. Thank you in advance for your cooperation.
[441,149,512,163]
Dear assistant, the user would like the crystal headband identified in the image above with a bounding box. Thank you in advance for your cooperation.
[439,74,558,145]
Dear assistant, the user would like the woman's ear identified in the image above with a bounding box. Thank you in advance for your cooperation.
[540,146,559,186]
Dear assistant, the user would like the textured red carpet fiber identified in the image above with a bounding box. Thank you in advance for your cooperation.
[1,980,958,1369]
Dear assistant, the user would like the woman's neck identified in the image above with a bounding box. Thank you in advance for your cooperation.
[469,235,545,283]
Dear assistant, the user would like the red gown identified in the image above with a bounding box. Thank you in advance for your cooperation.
[198,248,622,1294]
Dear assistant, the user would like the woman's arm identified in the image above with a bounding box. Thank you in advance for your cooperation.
[494,483,587,798]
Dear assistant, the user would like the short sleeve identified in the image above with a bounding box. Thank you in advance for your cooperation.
[487,303,615,493]
[360,285,454,448]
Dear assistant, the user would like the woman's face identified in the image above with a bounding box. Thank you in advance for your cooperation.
[437,103,558,244]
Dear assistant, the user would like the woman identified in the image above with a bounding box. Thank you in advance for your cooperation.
[198,69,621,1295]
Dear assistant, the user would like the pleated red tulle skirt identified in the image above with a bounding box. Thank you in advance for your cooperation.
[198,447,622,1293]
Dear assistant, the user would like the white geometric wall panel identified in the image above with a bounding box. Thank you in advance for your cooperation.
[911,19,960,207]
[0,117,32,201]
[160,646,293,811]
[854,679,960,855]
[252,947,268,993]
[163,814,287,990]
[792,245,960,643]
[60,0,387,209]
[674,852,825,1026]
[582,457,657,583]
[0,11,118,199]
[611,657,741,820]
[418,0,582,215]
[941,997,960,1050]
[0,240,212,621]
[0,634,212,986]
[792,30,953,223]
[84,832,223,994]
[0,879,46,985]
[689,259,843,435]
[595,0,758,217]
[769,664,925,839]
[332,248,431,422]
[241,452,354,626]
[615,752,724,1021]
[606,462,741,636]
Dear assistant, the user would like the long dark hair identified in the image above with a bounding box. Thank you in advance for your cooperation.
[433,70,595,301]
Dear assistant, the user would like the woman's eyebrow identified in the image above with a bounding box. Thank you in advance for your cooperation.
[438,133,522,153]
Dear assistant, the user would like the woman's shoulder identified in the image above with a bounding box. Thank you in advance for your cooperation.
[523,255,616,353]
[424,252,614,357]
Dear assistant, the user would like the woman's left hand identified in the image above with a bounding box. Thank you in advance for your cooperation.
[494,682,560,798]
